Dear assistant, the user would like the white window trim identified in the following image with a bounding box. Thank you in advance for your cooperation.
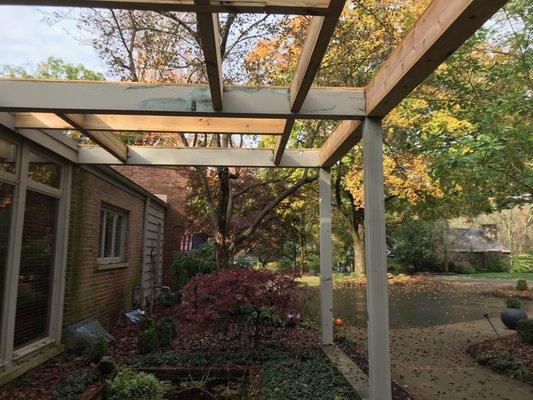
[97,206,126,266]
[0,131,71,367]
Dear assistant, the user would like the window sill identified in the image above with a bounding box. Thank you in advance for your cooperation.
[13,337,55,361]
[97,261,128,271]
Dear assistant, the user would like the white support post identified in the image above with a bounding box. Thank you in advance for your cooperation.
[319,167,333,345]
[362,118,392,400]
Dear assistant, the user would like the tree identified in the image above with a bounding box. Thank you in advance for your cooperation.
[1,56,104,80]
[47,9,321,269]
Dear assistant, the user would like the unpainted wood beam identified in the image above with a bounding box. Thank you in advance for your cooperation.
[273,119,295,165]
[1,1,333,15]
[290,1,346,112]
[366,0,509,117]
[195,1,223,110]
[319,120,361,167]
[15,113,287,134]
[57,113,128,163]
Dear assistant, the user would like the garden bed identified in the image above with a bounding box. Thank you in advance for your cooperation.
[466,334,533,385]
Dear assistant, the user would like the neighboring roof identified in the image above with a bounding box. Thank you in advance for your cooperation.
[447,228,511,254]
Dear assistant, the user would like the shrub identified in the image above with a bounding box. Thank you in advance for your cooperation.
[107,369,172,400]
[452,260,476,274]
[156,316,176,346]
[179,268,298,329]
[475,350,530,381]
[481,253,509,273]
[511,252,533,273]
[305,255,320,274]
[159,291,175,307]
[171,241,215,289]
[138,327,158,354]
[50,369,100,400]
[516,279,528,291]
[97,356,117,377]
[391,220,445,271]
[265,259,292,272]
[83,338,107,363]
[139,317,156,332]
[517,319,533,345]
[505,297,522,309]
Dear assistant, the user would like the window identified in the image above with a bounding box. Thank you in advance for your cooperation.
[98,206,126,264]
[0,137,17,175]
[28,152,61,188]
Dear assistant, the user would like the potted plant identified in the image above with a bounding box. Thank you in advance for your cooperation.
[500,297,528,330]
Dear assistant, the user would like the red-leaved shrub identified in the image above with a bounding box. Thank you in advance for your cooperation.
[178,268,299,329]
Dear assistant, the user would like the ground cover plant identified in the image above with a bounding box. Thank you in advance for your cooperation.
[467,334,533,385]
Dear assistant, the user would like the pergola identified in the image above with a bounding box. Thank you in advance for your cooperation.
[0,1,508,399]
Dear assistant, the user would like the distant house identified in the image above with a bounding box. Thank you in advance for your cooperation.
[447,225,511,268]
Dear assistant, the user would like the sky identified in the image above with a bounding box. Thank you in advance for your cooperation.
[0,6,106,74]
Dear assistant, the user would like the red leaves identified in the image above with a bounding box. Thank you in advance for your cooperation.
[179,268,298,328]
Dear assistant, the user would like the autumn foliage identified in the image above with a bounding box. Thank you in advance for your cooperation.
[179,269,299,329]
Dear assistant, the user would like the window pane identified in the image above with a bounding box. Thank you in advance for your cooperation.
[0,137,17,175]
[114,214,123,258]
[28,152,61,188]
[103,212,114,258]
[0,182,15,335]
[15,190,57,348]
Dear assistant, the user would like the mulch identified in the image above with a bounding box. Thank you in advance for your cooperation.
[338,342,416,400]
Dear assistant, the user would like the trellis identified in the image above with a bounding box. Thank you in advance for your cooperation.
[0,1,509,399]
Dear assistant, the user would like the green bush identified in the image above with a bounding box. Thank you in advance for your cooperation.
[156,316,176,346]
[452,260,476,274]
[158,291,175,307]
[305,254,320,274]
[97,356,117,377]
[481,253,509,273]
[511,252,533,273]
[516,279,528,291]
[138,327,158,354]
[391,220,444,271]
[265,259,292,272]
[517,319,533,345]
[505,297,522,309]
[475,350,530,381]
[139,317,156,332]
[171,241,215,289]
[83,338,107,363]
[107,369,172,400]
[50,369,100,400]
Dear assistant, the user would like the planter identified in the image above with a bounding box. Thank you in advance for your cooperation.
[500,308,528,330]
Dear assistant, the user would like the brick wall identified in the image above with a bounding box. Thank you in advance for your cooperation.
[63,167,145,328]
[112,166,188,287]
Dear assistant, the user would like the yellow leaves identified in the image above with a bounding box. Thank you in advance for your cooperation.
[345,153,443,209]
[423,110,473,134]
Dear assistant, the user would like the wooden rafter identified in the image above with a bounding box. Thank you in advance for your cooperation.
[290,1,345,112]
[195,1,223,111]
[78,146,320,168]
[273,119,295,165]
[56,114,129,163]
[14,113,287,135]
[0,1,333,15]
[0,80,365,120]
[274,0,344,164]
[320,0,509,167]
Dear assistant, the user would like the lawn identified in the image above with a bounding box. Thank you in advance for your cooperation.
[443,272,533,281]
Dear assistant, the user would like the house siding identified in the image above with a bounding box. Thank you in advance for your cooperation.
[113,166,188,288]
[63,167,145,329]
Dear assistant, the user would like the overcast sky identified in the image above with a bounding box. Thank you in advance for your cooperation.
[0,6,106,74]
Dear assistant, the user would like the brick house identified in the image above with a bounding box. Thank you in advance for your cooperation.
[0,131,172,384]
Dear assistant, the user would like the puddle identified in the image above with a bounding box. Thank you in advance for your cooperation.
[304,285,533,328]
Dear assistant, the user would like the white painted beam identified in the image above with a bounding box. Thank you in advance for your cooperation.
[78,146,320,168]
[362,118,391,400]
[319,167,334,345]
[0,80,365,120]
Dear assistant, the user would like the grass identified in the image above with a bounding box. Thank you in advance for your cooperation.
[443,272,533,280]
[297,273,367,287]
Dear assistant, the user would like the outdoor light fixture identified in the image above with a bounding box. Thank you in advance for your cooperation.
[482,310,500,338]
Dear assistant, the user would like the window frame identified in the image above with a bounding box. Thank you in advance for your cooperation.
[97,205,127,265]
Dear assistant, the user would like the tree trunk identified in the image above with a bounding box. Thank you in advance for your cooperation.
[353,224,366,274]
[215,237,231,269]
